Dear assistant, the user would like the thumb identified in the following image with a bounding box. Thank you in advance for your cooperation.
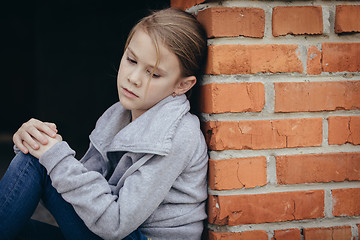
[55,134,63,141]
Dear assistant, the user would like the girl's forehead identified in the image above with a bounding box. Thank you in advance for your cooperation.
[128,30,157,53]
[127,29,181,72]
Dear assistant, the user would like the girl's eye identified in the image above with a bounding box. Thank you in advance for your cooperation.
[127,57,137,64]
[152,73,161,78]
[146,70,160,78]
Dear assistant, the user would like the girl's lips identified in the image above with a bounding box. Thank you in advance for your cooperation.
[122,87,139,98]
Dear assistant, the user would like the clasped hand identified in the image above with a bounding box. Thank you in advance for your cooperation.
[13,118,62,159]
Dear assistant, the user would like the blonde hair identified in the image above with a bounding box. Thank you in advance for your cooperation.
[124,8,207,85]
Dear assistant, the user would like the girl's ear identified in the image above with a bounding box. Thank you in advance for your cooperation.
[175,76,197,95]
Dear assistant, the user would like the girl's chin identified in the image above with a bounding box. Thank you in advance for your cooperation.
[119,97,140,110]
[119,97,134,108]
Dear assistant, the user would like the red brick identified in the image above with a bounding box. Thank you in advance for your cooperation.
[332,188,360,216]
[209,157,267,190]
[303,226,352,240]
[206,44,303,75]
[275,81,360,112]
[200,83,265,114]
[322,43,360,72]
[335,5,360,33]
[272,229,301,240]
[328,116,360,145]
[170,0,205,10]
[203,119,322,151]
[307,45,322,75]
[208,190,324,225]
[276,152,360,185]
[197,7,265,38]
[272,6,323,37]
[209,230,268,240]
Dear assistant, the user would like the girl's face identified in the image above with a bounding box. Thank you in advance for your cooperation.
[117,29,194,121]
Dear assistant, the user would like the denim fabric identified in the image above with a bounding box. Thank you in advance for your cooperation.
[0,153,147,240]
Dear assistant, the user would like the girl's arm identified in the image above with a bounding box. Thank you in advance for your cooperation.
[35,138,201,240]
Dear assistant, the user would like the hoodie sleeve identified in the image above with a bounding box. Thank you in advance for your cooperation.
[13,145,21,155]
[39,139,194,240]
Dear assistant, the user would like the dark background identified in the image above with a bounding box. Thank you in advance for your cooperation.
[0,0,170,176]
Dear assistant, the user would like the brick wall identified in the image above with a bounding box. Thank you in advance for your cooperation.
[172,0,360,239]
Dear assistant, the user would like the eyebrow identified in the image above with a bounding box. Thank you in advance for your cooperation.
[127,47,167,75]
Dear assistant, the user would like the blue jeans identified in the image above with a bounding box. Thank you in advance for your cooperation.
[0,153,148,240]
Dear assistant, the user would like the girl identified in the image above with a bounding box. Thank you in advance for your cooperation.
[0,8,208,240]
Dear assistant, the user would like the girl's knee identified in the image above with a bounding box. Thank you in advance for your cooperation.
[4,152,47,187]
[10,153,40,172]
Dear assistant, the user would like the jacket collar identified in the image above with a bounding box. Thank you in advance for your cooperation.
[90,94,190,156]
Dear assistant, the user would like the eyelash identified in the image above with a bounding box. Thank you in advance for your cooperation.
[149,71,160,78]
[127,57,161,78]
[127,57,137,64]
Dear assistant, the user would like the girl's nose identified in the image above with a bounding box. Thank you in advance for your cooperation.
[127,71,142,87]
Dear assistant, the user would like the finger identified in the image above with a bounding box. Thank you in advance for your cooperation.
[13,134,29,154]
[23,141,35,155]
[44,122,58,132]
[31,120,57,138]
[19,130,40,149]
[26,125,49,145]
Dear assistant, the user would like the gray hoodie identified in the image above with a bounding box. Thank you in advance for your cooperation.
[38,94,208,240]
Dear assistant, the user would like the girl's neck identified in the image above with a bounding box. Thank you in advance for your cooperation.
[131,110,145,122]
